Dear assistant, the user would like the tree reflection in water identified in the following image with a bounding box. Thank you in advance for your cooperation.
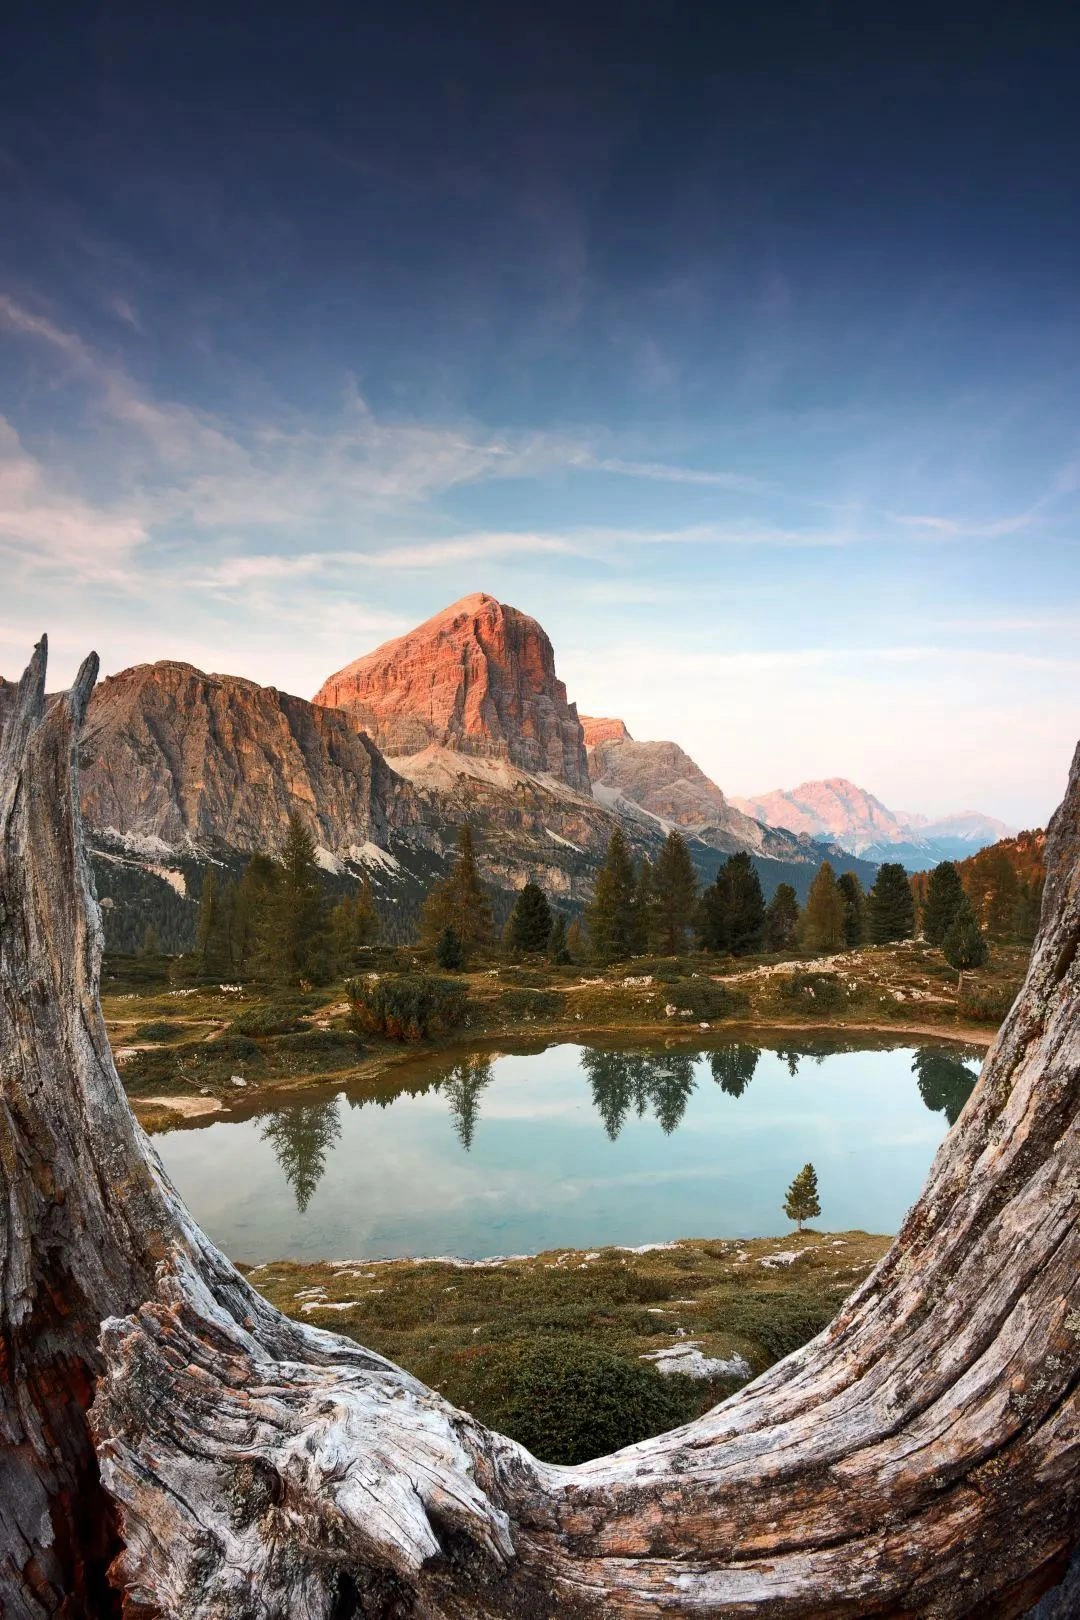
[911,1049,979,1126]
[440,1056,495,1150]
[260,1097,342,1212]
[579,1049,697,1138]
[708,1044,760,1097]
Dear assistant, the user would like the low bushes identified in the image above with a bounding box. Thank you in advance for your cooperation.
[494,987,566,1022]
[231,997,315,1037]
[958,980,1023,1024]
[478,1337,696,1465]
[773,971,848,1015]
[665,979,748,1020]
[133,1020,180,1042]
[716,1286,841,1362]
[347,974,469,1042]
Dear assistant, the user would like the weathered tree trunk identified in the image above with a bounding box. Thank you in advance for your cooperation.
[2,638,1079,1619]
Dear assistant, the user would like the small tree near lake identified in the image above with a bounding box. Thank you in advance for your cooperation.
[942,894,989,989]
[508,880,553,954]
[784,1162,821,1232]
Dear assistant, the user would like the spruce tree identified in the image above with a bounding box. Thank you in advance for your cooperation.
[800,861,846,952]
[195,868,233,976]
[548,912,570,964]
[565,917,584,962]
[921,862,965,947]
[700,853,765,955]
[868,862,916,943]
[330,877,377,973]
[508,881,553,954]
[942,894,989,983]
[271,813,332,985]
[233,853,279,975]
[783,1162,821,1232]
[632,856,656,954]
[435,926,465,970]
[419,824,493,954]
[651,831,698,955]
[837,872,867,947]
[585,827,638,964]
[764,883,800,953]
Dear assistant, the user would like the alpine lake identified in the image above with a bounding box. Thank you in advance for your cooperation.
[154,1034,981,1263]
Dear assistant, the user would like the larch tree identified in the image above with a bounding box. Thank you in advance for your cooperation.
[3,638,1080,1620]
[420,823,493,955]
[868,860,916,943]
[922,860,966,947]
[784,1162,822,1232]
[800,860,846,952]
[547,911,570,964]
[651,831,698,954]
[329,876,378,972]
[271,812,332,984]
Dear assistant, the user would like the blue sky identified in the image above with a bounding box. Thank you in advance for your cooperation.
[1,2,1078,825]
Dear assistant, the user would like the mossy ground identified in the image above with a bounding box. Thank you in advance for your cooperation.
[242,1230,889,1460]
[101,940,1025,1128]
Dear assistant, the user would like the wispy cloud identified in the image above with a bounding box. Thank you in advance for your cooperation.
[591,457,773,493]
[0,418,146,579]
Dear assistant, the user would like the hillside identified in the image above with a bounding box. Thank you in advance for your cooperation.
[912,828,1047,941]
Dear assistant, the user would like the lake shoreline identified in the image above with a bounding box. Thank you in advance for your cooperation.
[132,1013,991,1128]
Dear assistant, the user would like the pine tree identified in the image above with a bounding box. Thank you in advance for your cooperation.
[837,872,867,947]
[709,1045,759,1098]
[800,861,846,952]
[921,862,965,947]
[633,856,656,954]
[508,881,554,954]
[783,1163,821,1232]
[444,1056,494,1151]
[260,1099,341,1213]
[232,853,279,975]
[420,824,493,954]
[195,868,232,975]
[141,923,160,957]
[651,831,698,955]
[942,894,989,984]
[764,883,800,952]
[585,827,638,964]
[699,853,765,955]
[565,917,584,962]
[868,862,916,944]
[330,878,377,973]
[435,926,465,970]
[548,912,570,964]
[270,813,332,985]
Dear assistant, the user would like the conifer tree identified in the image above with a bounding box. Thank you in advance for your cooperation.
[942,894,989,984]
[837,871,867,947]
[435,926,465,971]
[260,1098,341,1213]
[651,831,698,955]
[585,827,639,963]
[699,853,765,955]
[921,861,965,946]
[868,862,916,943]
[565,917,584,962]
[271,813,332,985]
[330,877,377,973]
[508,881,553,954]
[783,1162,821,1232]
[633,856,656,954]
[195,868,232,975]
[419,824,493,955]
[141,923,160,957]
[799,861,846,952]
[548,912,570,965]
[233,853,279,974]
[764,883,800,953]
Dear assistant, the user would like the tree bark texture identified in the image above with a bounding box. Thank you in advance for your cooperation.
[1,638,1078,1619]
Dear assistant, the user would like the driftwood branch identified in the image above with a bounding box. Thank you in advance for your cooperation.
[1,637,1079,1618]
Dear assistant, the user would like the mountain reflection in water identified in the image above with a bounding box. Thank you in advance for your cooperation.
[252,1041,980,1215]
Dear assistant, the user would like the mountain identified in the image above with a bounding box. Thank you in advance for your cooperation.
[314,592,591,792]
[580,715,828,863]
[732,776,1013,871]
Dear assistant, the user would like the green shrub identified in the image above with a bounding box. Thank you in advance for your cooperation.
[495,987,566,1022]
[212,1033,261,1061]
[231,998,314,1037]
[481,1337,695,1464]
[134,1020,180,1042]
[958,981,1022,1024]
[274,1029,365,1057]
[666,979,747,1020]
[636,957,686,983]
[719,1288,839,1362]
[347,974,469,1042]
[774,971,847,1015]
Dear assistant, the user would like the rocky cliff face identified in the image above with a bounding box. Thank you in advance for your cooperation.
[78,661,425,858]
[584,721,807,860]
[314,592,591,792]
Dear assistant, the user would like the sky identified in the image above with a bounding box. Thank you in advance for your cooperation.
[1,2,1078,827]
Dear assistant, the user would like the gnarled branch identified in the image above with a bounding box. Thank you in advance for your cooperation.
[1,639,1078,1618]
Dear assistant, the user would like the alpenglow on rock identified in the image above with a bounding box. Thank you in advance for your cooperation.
[314,592,591,792]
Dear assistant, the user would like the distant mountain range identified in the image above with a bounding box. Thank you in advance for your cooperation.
[731,777,1014,872]
[2,594,960,952]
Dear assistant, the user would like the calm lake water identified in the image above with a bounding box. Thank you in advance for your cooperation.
[154,1037,980,1262]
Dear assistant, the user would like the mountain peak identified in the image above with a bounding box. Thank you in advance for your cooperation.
[580,715,633,746]
[314,594,591,792]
